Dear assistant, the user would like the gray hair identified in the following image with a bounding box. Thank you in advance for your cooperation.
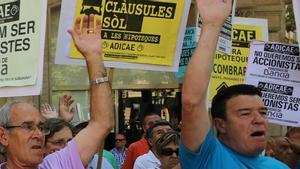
[0,101,26,127]
[0,101,28,150]
[155,131,180,156]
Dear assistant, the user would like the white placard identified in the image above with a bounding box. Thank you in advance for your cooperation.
[245,40,300,126]
[293,0,300,46]
[0,0,47,97]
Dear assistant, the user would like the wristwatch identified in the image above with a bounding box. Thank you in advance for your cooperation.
[90,76,109,85]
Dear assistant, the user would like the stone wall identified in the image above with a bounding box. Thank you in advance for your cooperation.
[236,0,286,42]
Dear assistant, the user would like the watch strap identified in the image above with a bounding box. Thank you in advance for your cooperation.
[90,76,109,85]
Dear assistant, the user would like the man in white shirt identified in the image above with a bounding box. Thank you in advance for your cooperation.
[133,121,174,169]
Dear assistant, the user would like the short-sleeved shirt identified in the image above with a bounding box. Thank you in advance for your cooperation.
[133,150,160,169]
[122,137,149,169]
[0,139,84,169]
[111,147,128,168]
[179,129,289,169]
[103,150,119,169]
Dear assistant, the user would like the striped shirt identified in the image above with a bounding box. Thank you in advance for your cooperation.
[111,147,128,168]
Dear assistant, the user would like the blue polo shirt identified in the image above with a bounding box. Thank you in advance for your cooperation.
[179,129,289,169]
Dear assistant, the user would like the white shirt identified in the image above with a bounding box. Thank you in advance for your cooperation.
[133,150,161,169]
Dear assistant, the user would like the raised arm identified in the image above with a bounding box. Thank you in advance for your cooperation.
[68,14,114,166]
[181,0,232,152]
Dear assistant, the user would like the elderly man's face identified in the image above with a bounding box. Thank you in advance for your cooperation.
[6,103,45,166]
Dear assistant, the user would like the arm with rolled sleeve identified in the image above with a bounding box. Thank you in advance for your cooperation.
[181,0,232,155]
[67,14,114,167]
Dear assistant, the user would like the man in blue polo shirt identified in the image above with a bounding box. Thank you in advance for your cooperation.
[179,0,289,168]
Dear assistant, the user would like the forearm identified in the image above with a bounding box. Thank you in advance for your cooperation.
[75,54,114,165]
[86,54,106,79]
[86,53,114,129]
[69,14,115,166]
[181,25,222,152]
[184,25,221,99]
[89,73,114,129]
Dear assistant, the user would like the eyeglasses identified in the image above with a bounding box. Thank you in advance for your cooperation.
[47,138,72,147]
[160,148,179,156]
[115,139,125,142]
[5,122,50,135]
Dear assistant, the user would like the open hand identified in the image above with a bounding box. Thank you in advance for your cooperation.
[196,0,232,28]
[68,14,102,61]
[41,103,58,119]
[59,95,75,122]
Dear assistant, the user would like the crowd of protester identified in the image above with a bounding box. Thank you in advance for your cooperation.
[0,0,299,168]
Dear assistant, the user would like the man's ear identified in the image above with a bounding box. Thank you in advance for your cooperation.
[0,127,9,146]
[214,118,226,134]
[148,138,154,147]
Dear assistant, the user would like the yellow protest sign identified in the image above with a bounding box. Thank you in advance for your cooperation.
[70,0,185,66]
[210,17,268,101]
